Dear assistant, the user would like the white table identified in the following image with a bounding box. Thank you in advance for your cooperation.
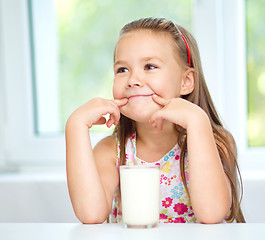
[1,223,264,240]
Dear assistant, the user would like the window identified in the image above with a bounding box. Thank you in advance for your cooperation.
[0,0,64,167]
[33,0,193,135]
[0,0,193,167]
[0,0,264,172]
[246,0,265,147]
[220,0,265,170]
[192,0,265,171]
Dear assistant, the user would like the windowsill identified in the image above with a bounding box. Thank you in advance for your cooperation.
[0,171,66,182]
[0,166,77,223]
[0,164,67,182]
[241,170,265,180]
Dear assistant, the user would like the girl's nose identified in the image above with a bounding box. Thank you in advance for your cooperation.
[127,73,143,88]
[128,82,142,88]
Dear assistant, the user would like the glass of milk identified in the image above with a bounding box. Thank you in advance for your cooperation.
[119,165,160,228]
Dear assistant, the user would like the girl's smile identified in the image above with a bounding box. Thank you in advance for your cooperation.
[128,94,153,100]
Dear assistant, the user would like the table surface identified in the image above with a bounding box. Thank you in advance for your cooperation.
[1,223,265,240]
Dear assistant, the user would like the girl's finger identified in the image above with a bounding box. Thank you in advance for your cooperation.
[94,117,107,125]
[101,103,121,122]
[152,95,169,106]
[149,109,164,131]
[152,118,164,131]
[113,98,128,107]
[106,113,116,128]
[149,109,164,124]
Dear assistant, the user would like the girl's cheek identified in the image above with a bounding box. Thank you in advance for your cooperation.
[112,87,122,99]
[112,82,118,97]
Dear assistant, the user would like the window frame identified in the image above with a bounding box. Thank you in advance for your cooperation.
[193,0,265,172]
[223,0,265,171]
[0,0,264,172]
[0,0,65,167]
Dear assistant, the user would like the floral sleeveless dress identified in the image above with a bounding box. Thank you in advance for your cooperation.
[108,132,198,223]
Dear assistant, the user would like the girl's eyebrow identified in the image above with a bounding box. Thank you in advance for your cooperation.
[114,60,127,67]
[141,56,164,63]
[114,57,163,67]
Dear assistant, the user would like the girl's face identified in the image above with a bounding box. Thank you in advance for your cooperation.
[113,30,187,122]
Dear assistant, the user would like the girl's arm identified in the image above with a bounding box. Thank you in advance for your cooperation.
[185,110,231,223]
[65,98,127,223]
[150,96,231,223]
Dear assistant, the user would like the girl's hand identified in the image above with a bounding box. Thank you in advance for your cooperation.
[149,95,207,131]
[68,98,128,129]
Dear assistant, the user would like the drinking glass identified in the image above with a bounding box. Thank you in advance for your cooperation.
[119,165,160,228]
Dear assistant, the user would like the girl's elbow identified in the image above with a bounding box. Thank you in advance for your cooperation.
[81,218,106,224]
[77,213,107,224]
[196,206,229,224]
[198,215,224,224]
[75,209,109,224]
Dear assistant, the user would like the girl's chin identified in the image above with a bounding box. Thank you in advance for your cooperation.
[120,104,160,122]
[122,113,151,123]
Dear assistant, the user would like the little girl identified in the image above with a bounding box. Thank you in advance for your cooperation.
[65,17,245,224]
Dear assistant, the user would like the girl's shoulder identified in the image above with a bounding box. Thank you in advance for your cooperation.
[94,134,117,147]
[93,135,117,166]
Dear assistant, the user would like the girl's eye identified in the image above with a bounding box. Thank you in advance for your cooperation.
[116,67,128,74]
[144,64,157,70]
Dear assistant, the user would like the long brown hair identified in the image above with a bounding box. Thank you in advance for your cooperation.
[113,17,245,223]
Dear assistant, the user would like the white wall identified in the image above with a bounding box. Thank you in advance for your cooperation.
[0,173,78,223]
[241,173,265,223]
[0,173,263,223]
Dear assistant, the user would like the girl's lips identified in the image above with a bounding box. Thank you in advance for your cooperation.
[128,94,153,99]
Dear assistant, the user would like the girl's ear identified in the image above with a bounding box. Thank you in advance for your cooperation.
[180,69,195,96]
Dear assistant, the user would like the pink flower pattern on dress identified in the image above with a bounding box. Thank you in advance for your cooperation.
[160,213,168,219]
[113,208,117,218]
[174,217,186,223]
[162,197,173,208]
[174,203,188,215]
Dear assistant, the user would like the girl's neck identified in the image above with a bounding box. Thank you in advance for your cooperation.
[135,121,178,149]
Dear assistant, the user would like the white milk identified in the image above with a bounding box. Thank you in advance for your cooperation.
[120,165,160,228]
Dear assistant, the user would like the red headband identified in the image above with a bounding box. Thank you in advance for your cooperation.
[176,27,191,68]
